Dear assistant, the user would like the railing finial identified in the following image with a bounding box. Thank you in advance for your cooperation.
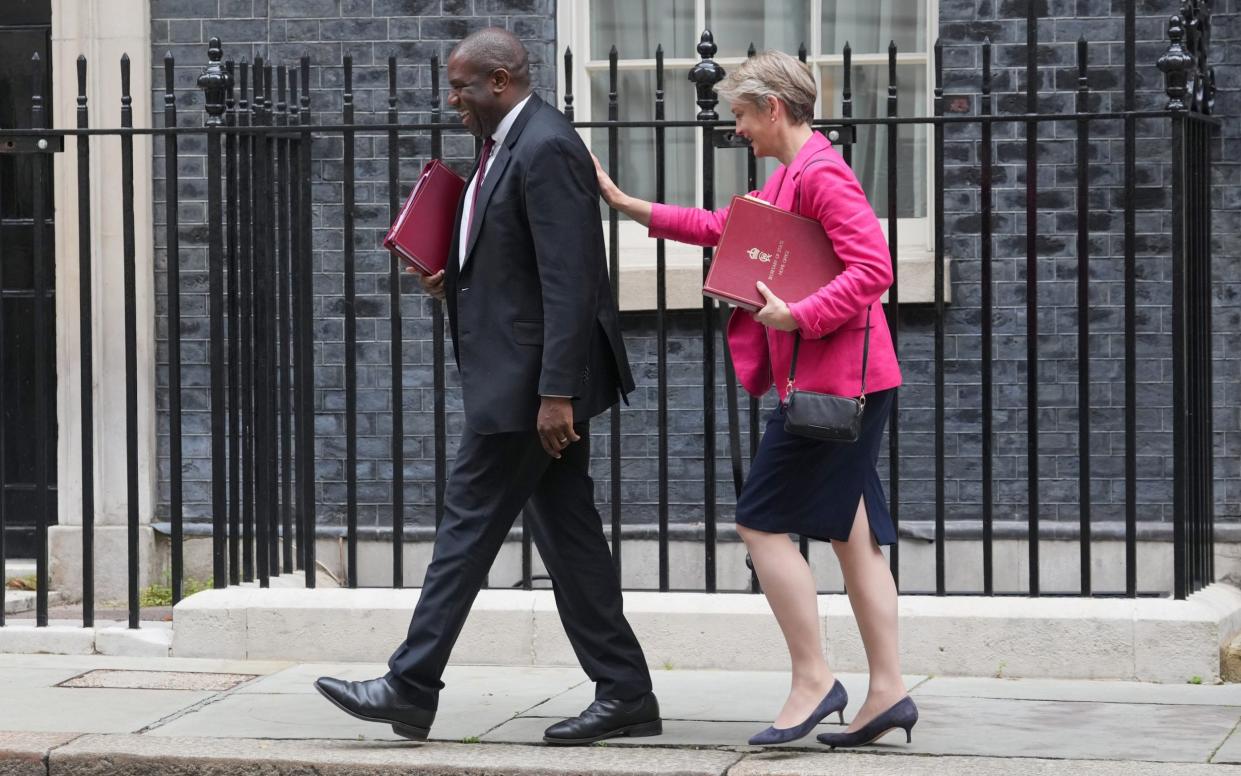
[1159,1,1215,114]
[688,29,725,121]
[1158,15,1192,111]
[198,36,232,126]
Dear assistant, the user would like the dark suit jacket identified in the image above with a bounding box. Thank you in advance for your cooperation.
[444,94,635,434]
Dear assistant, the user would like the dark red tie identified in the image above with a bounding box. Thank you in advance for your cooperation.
[465,136,495,241]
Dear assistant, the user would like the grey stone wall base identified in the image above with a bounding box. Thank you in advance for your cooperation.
[171,583,1241,684]
[161,530,1241,598]
[0,621,172,658]
[49,526,158,603]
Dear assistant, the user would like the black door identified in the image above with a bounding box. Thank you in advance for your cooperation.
[0,0,56,559]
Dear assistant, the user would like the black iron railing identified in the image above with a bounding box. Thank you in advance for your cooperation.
[0,3,1221,631]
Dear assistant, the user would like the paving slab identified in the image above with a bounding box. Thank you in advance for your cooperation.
[5,656,1241,774]
[50,734,744,776]
[0,652,290,675]
[230,661,391,694]
[524,670,928,722]
[490,693,1241,762]
[1210,724,1241,764]
[143,693,410,742]
[150,692,518,743]
[149,666,589,743]
[896,695,1239,762]
[0,687,214,734]
[482,714,821,747]
[0,732,80,776]
[0,666,90,690]
[730,752,1241,775]
[914,676,1241,707]
[236,662,586,705]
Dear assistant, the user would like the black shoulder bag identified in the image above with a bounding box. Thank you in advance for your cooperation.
[783,313,869,442]
[780,154,870,443]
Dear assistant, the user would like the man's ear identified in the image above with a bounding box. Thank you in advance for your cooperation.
[491,67,511,94]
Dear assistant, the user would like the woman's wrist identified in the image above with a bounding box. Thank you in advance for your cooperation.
[620,194,652,227]
[605,191,629,213]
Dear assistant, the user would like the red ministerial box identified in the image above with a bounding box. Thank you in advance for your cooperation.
[703,195,844,312]
[383,159,466,275]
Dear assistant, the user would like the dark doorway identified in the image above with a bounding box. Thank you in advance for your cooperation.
[1,0,57,560]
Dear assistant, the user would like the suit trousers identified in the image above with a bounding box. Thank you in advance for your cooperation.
[386,421,653,710]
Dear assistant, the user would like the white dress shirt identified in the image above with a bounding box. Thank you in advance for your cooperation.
[458,94,532,267]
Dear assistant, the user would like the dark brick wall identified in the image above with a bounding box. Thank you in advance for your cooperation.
[149,0,555,526]
[147,0,1240,538]
[1215,1,1241,524]
[916,0,1241,528]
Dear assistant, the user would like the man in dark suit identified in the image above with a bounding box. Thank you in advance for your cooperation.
[314,28,660,746]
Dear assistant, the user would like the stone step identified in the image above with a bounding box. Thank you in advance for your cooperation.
[0,619,171,656]
[171,583,1241,683]
[3,589,65,615]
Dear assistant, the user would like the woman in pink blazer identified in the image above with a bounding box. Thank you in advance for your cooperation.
[594,51,914,749]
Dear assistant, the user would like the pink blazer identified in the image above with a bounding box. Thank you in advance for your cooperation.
[648,131,902,402]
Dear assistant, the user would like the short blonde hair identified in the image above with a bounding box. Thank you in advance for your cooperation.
[714,50,816,125]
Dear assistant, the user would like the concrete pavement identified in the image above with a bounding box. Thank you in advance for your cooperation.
[2,653,1241,774]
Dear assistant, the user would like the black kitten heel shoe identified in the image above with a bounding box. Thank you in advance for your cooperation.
[748,679,848,746]
[815,695,918,749]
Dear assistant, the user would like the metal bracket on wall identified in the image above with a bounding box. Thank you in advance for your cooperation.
[0,135,64,154]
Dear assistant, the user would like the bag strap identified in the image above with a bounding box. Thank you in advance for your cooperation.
[786,151,871,400]
[791,156,829,214]
[788,308,870,397]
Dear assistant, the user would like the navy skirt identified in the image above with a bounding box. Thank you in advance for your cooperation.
[734,388,897,546]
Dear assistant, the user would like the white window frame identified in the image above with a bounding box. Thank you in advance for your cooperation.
[556,0,943,310]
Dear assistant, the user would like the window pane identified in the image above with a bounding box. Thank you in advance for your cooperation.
[704,0,811,58]
[589,69,698,217]
[716,151,781,205]
[589,0,696,60]
[820,64,927,218]
[821,1,926,55]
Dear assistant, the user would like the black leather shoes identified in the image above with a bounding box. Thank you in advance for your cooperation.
[543,693,663,745]
[314,676,436,741]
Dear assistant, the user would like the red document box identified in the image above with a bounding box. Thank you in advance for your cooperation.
[383,159,466,275]
[704,195,844,312]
